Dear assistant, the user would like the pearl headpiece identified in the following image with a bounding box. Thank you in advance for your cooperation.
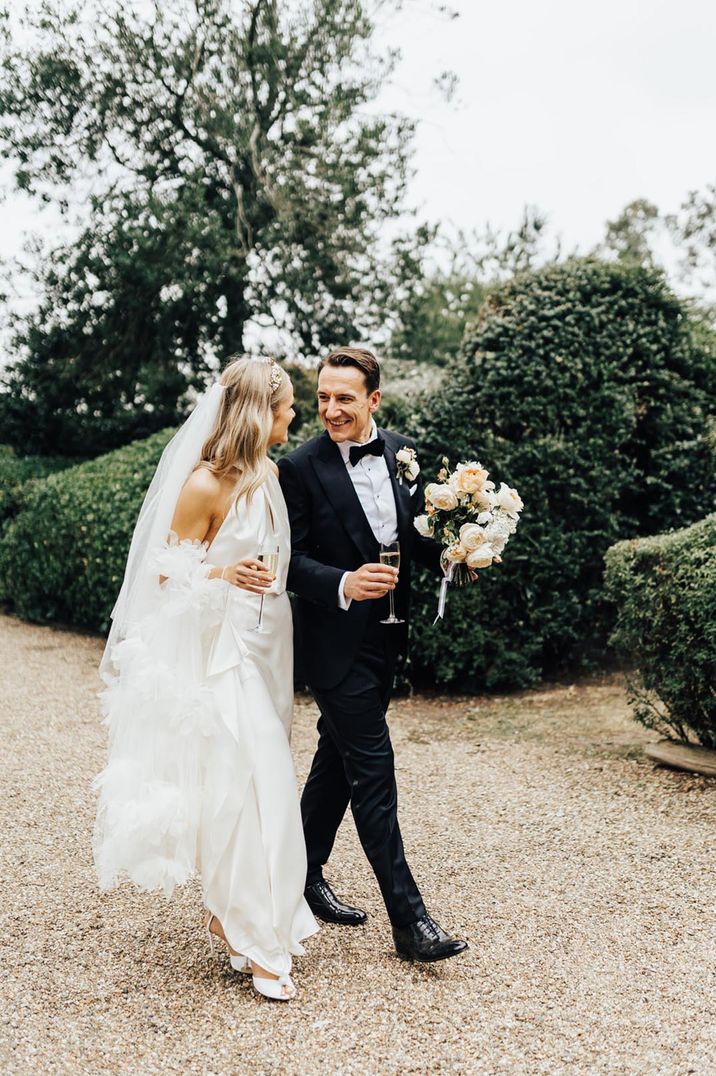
[268,361,283,396]
[253,356,283,396]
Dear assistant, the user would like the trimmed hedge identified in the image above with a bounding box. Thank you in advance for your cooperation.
[0,445,75,527]
[407,259,716,690]
[0,430,173,631]
[604,515,716,748]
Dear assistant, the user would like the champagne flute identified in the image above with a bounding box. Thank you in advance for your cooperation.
[251,545,279,634]
[379,541,404,625]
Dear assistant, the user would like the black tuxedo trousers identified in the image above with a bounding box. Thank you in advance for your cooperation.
[301,618,426,928]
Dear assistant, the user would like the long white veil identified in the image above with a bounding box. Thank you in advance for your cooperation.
[100,382,225,683]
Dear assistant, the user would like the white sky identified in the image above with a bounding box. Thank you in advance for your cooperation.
[378,0,716,248]
[2,0,716,308]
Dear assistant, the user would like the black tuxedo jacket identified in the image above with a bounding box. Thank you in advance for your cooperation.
[278,427,442,691]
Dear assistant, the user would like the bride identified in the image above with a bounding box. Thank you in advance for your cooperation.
[93,357,318,1002]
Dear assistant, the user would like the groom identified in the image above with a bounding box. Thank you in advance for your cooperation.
[278,347,467,963]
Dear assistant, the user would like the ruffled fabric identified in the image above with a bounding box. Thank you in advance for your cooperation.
[94,536,227,896]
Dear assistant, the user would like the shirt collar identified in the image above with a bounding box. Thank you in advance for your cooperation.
[337,419,378,465]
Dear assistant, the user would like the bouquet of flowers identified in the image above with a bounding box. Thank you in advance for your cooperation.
[414,458,524,621]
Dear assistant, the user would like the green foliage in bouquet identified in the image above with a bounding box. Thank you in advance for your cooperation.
[604,515,716,748]
[0,430,173,629]
[0,446,75,530]
[407,259,716,690]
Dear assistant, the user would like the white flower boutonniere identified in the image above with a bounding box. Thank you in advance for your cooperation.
[395,445,420,485]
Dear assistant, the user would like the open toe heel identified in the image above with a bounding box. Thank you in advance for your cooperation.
[252,973,296,1002]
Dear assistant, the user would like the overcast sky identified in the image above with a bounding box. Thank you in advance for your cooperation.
[2,0,715,304]
[378,0,716,247]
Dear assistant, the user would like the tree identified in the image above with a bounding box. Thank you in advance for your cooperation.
[0,0,416,452]
[380,207,557,366]
[667,183,716,297]
[1,182,230,455]
[600,198,662,269]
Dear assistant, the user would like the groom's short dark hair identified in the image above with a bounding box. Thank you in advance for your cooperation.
[318,347,380,394]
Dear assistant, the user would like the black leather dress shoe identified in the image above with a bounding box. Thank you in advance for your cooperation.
[304,880,367,925]
[393,914,468,963]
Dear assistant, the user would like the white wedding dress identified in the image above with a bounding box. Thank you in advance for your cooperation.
[94,470,319,975]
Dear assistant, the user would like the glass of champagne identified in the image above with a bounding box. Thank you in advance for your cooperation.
[379,541,404,625]
[251,545,279,634]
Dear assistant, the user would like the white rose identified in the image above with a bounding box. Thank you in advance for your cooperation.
[445,542,468,563]
[396,447,413,465]
[458,523,485,552]
[486,532,507,555]
[496,482,524,518]
[413,514,432,538]
[477,511,493,526]
[472,488,497,512]
[466,542,495,569]
[425,483,458,511]
[405,460,420,480]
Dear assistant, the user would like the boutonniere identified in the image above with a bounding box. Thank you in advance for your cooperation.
[395,445,420,485]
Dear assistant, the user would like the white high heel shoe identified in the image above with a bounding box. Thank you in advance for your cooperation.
[251,973,296,1002]
[205,914,250,973]
[205,914,295,998]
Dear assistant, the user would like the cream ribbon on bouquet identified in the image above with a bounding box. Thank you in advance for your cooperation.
[413,458,524,623]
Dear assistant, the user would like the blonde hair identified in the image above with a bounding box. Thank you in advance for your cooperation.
[199,356,290,506]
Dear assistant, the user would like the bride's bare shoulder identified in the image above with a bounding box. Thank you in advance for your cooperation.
[182,465,224,507]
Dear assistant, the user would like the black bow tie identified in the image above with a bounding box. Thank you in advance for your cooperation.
[349,436,386,467]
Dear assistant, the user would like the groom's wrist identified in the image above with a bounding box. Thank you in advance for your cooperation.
[337,571,352,610]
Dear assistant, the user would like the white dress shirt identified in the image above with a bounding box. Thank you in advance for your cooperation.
[336,420,398,609]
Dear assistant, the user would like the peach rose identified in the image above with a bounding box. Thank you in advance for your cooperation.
[444,542,468,563]
[452,461,489,495]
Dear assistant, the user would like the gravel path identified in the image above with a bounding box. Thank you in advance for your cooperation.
[1,613,715,1075]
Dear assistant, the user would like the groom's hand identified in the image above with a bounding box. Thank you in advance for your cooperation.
[344,563,398,602]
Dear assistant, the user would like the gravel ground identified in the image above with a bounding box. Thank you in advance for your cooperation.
[1,612,715,1075]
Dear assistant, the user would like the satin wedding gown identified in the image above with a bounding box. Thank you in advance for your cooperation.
[94,470,319,976]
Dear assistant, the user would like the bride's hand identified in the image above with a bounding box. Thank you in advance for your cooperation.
[217,559,275,594]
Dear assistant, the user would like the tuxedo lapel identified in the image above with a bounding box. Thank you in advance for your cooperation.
[382,430,413,547]
[311,432,379,563]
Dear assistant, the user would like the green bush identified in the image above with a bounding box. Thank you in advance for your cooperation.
[407,259,716,690]
[0,430,173,630]
[0,366,323,629]
[0,445,75,527]
[604,515,716,748]
[0,385,328,628]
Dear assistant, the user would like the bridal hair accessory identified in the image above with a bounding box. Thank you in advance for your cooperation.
[252,356,283,396]
[269,362,283,396]
[99,381,226,682]
[413,457,524,623]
